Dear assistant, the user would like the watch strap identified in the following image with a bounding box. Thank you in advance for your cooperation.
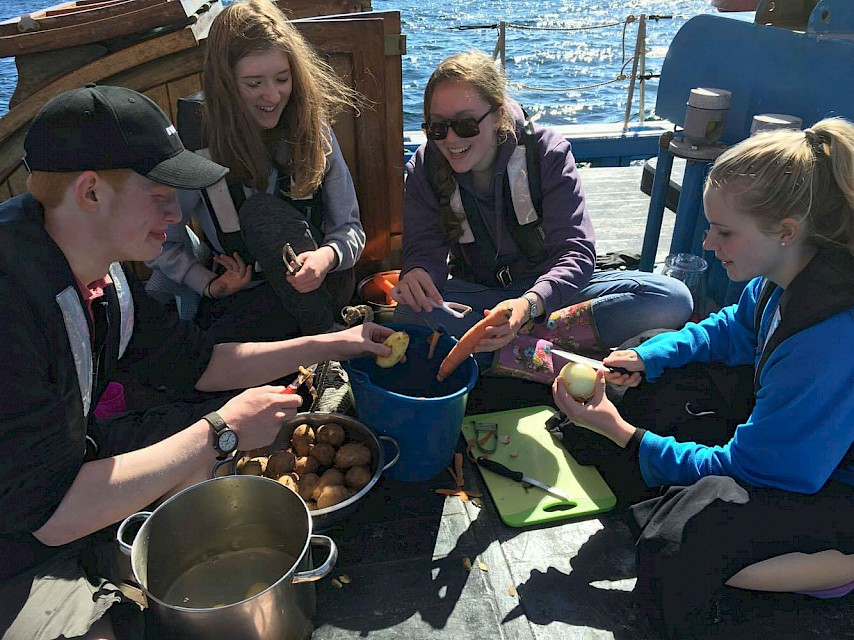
[203,411,234,459]
[203,411,227,435]
[523,292,541,321]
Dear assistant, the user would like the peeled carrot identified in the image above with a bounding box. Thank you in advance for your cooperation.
[437,306,512,381]
[372,274,396,305]
[427,330,441,359]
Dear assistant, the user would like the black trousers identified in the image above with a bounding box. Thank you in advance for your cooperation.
[562,363,853,638]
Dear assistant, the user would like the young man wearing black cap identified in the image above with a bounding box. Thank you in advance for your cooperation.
[0,85,393,640]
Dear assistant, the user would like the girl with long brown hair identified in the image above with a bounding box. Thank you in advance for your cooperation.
[147,0,365,340]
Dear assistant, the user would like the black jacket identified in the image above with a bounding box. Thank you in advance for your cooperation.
[0,194,215,580]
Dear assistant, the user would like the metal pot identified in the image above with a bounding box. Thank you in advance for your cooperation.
[355,270,399,324]
[118,475,337,640]
[217,412,400,532]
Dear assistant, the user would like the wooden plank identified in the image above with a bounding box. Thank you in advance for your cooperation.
[275,0,364,19]
[105,46,204,95]
[0,28,199,183]
[0,0,209,57]
[164,73,202,123]
[296,18,391,274]
[298,10,403,257]
[3,0,178,34]
[143,85,170,118]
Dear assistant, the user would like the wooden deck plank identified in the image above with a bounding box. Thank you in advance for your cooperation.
[579,165,675,266]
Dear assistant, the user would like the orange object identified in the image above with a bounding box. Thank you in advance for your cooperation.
[371,272,398,306]
[437,306,512,382]
[427,330,441,359]
[454,453,464,488]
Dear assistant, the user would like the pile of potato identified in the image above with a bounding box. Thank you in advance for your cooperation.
[236,422,373,511]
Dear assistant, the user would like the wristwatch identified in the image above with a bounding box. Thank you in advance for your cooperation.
[523,292,542,321]
[203,411,239,459]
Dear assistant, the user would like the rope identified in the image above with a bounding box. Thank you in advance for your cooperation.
[451,17,636,32]
[505,19,630,32]
[509,75,628,93]
[451,14,672,98]
[505,18,634,94]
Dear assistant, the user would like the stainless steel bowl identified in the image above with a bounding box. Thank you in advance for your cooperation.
[217,412,399,532]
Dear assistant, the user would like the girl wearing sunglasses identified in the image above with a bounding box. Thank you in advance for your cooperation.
[147,0,365,341]
[392,50,693,381]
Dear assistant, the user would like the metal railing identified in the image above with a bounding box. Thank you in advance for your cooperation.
[452,15,673,130]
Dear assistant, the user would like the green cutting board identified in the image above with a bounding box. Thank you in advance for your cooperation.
[463,406,616,527]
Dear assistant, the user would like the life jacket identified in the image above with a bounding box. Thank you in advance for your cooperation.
[425,116,546,287]
[0,195,133,421]
[174,93,324,269]
[197,148,324,270]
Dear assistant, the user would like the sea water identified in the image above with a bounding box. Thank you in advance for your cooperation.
[0,0,717,128]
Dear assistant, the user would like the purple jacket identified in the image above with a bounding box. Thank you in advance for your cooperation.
[402,103,596,316]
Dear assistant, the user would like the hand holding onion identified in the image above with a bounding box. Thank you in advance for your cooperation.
[558,362,598,401]
[552,366,637,448]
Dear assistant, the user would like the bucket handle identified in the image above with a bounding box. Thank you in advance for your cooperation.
[116,511,152,556]
[292,535,338,584]
[379,435,401,472]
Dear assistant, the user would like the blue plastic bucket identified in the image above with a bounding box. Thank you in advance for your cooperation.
[343,323,478,482]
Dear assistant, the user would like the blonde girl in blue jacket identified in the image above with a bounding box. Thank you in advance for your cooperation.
[554,118,854,637]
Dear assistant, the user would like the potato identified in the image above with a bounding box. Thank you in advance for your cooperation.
[291,424,315,457]
[294,455,319,476]
[375,331,410,368]
[237,456,266,476]
[277,473,299,492]
[312,468,345,501]
[316,423,345,447]
[334,443,372,470]
[309,442,336,467]
[345,465,372,491]
[559,362,597,401]
[316,485,350,509]
[296,473,320,502]
[264,450,296,478]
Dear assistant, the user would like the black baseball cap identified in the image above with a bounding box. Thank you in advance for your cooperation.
[23,84,227,189]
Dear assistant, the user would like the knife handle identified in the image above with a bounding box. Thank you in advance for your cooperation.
[476,457,523,482]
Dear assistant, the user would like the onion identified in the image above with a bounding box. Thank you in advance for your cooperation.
[559,362,597,401]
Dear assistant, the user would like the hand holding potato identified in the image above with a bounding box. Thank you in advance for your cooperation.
[375,331,409,368]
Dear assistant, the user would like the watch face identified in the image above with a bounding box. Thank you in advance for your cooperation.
[218,430,238,454]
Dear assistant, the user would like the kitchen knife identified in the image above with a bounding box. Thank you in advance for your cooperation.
[476,457,574,503]
[548,348,634,377]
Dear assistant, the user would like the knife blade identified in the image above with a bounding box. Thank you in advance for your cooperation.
[476,457,574,503]
[548,348,633,377]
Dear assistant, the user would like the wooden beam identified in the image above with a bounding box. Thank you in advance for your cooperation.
[0,28,198,182]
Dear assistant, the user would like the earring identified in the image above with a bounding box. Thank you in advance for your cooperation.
[780,241,787,247]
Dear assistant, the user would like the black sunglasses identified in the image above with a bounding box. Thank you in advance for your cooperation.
[422,107,497,141]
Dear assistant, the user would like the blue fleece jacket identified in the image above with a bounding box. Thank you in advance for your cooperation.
[633,276,854,493]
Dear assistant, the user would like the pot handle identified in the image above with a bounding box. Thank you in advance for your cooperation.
[291,535,338,585]
[379,435,401,472]
[212,454,237,479]
[116,511,152,556]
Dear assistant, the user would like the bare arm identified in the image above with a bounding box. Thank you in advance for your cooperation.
[34,386,301,546]
[195,323,394,392]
